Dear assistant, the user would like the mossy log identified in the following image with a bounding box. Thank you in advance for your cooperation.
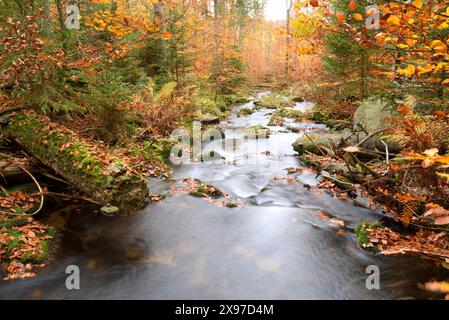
[2,111,149,213]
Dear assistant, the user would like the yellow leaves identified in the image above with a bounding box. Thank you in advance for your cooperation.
[417,64,435,75]
[387,15,401,26]
[353,13,363,22]
[437,22,449,29]
[442,79,449,86]
[397,64,416,77]
[430,40,447,53]
[412,0,423,9]
[434,62,448,72]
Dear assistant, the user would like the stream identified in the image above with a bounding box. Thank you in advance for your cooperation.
[0,92,447,299]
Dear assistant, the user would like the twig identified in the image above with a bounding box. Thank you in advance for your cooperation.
[348,152,380,178]
[18,165,44,216]
[38,191,102,206]
[355,126,394,148]
[0,106,29,118]
[321,170,354,187]
[41,172,70,185]
[301,130,327,156]
[0,184,9,197]
[381,139,390,174]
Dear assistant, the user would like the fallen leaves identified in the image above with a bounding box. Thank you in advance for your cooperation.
[365,226,449,261]
[421,281,449,294]
[0,187,55,280]
[424,206,449,225]
[168,178,243,209]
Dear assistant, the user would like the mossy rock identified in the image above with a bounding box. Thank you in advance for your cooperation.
[244,125,271,139]
[353,96,396,133]
[292,129,355,155]
[196,114,220,125]
[292,97,305,103]
[237,108,254,117]
[268,115,285,126]
[254,93,294,109]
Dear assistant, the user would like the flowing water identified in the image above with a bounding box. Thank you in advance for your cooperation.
[0,92,447,299]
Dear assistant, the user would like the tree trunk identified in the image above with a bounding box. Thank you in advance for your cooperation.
[42,0,52,34]
[285,0,293,85]
[2,112,149,214]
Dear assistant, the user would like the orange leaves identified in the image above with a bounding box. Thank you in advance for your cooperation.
[412,0,423,9]
[309,0,319,7]
[336,11,345,26]
[424,207,449,225]
[394,193,426,203]
[430,40,447,53]
[397,103,412,115]
[353,13,363,22]
[373,1,449,87]
[161,31,173,39]
[348,1,357,11]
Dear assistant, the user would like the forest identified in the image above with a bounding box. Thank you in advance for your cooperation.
[0,0,449,300]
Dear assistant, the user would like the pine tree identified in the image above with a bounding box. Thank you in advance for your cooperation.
[323,0,376,99]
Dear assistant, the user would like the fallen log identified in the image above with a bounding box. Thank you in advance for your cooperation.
[1,111,149,214]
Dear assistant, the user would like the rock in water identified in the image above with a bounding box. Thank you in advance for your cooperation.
[196,114,220,125]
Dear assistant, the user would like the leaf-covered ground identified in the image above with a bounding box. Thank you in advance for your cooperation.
[0,193,55,280]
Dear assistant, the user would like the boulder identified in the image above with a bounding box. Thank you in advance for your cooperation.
[292,129,356,155]
[352,96,400,150]
[197,114,220,125]
[353,96,396,132]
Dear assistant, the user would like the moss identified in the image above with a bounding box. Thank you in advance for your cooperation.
[6,238,22,255]
[0,218,28,228]
[277,108,304,120]
[355,221,383,248]
[298,155,320,169]
[268,114,285,126]
[225,202,238,208]
[189,191,207,198]
[237,108,254,117]
[6,112,149,210]
[254,93,294,109]
[245,125,270,139]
